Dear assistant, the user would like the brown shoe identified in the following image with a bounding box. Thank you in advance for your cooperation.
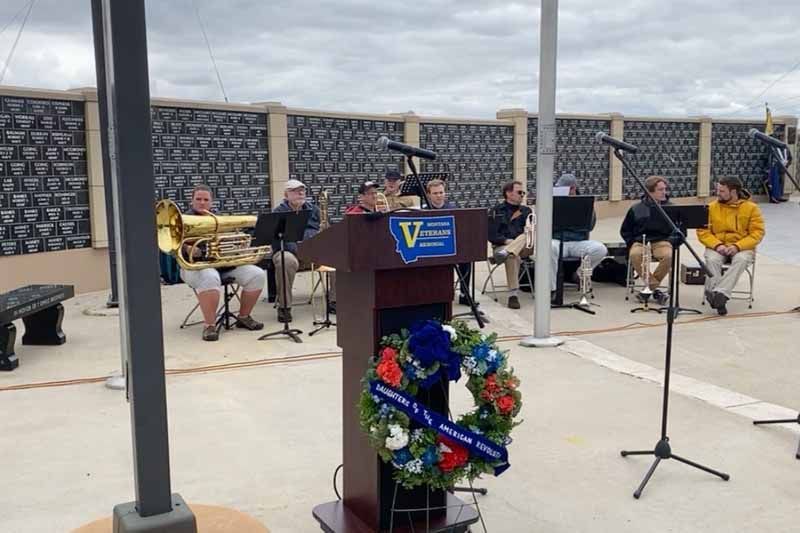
[202,325,219,341]
[236,315,264,331]
[508,295,520,309]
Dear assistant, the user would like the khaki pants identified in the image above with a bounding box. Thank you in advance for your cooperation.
[273,250,300,308]
[493,233,533,290]
[704,248,755,298]
[629,241,672,290]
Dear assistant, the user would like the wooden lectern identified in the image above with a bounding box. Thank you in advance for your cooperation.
[301,209,487,532]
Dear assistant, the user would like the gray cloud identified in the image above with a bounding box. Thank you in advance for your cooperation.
[0,0,797,119]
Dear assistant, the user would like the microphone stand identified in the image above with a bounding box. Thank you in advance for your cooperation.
[407,155,484,327]
[613,148,730,498]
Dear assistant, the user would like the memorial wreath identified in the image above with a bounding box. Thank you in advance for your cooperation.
[359,320,522,490]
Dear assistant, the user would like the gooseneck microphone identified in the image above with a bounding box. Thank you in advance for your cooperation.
[595,131,639,153]
[747,128,788,149]
[376,136,437,160]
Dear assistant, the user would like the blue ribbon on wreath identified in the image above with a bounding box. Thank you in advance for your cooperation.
[370,380,510,475]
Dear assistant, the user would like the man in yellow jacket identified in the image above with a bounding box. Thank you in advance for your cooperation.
[696,176,765,315]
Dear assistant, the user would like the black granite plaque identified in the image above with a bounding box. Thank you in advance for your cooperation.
[619,121,700,199]
[527,117,611,201]
[0,95,91,256]
[710,122,785,196]
[151,105,270,215]
[287,114,404,222]
[419,122,514,209]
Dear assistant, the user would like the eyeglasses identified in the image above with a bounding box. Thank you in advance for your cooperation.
[516,190,526,196]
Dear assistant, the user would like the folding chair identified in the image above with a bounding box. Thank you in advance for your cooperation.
[481,254,534,302]
[625,257,670,301]
[180,278,241,329]
[701,254,756,309]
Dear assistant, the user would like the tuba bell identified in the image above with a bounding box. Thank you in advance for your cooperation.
[524,208,536,251]
[155,199,271,270]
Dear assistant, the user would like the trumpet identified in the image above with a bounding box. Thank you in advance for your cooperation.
[155,199,270,270]
[524,208,536,250]
[578,254,593,307]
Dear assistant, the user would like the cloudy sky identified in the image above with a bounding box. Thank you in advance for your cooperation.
[0,0,798,119]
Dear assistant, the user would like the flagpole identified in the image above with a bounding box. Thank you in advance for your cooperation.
[521,0,563,348]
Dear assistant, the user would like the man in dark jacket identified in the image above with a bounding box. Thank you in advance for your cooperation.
[271,179,321,323]
[488,180,533,309]
[619,175,672,305]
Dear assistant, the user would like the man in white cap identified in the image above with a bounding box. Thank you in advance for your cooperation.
[270,179,321,323]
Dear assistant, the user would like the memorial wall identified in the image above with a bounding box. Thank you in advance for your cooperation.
[1,84,797,293]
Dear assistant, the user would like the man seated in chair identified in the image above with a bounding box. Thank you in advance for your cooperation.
[383,169,417,210]
[426,179,473,306]
[180,185,265,341]
[696,176,764,316]
[549,173,608,298]
[488,180,533,309]
[271,179,322,324]
[620,175,672,306]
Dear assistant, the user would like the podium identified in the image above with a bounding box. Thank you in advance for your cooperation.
[300,209,487,532]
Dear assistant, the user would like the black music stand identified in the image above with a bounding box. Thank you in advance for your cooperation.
[399,168,441,208]
[614,148,728,499]
[663,205,708,316]
[551,195,596,315]
[452,262,488,327]
[254,210,309,343]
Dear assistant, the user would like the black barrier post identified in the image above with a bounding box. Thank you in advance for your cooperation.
[93,0,196,530]
[90,0,119,309]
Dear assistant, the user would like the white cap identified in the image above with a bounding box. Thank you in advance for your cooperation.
[284,179,306,190]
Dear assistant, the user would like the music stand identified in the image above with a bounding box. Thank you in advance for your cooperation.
[551,195,596,315]
[254,210,309,343]
[663,205,708,316]
[399,170,444,208]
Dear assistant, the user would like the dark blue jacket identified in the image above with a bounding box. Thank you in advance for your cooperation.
[271,199,320,254]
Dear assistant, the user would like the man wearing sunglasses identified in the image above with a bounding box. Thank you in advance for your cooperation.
[488,181,533,309]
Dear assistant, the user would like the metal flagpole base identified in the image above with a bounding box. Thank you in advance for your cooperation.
[113,493,197,533]
[519,336,564,347]
[105,373,125,390]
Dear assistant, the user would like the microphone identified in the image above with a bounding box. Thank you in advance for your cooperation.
[747,128,787,149]
[376,136,437,160]
[595,131,639,153]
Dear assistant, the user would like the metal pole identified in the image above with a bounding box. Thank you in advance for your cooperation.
[91,0,120,311]
[91,0,125,391]
[522,0,562,347]
[95,1,195,529]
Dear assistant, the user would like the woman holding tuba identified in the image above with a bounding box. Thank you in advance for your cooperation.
[158,185,266,341]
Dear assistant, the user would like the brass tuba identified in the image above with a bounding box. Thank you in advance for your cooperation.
[524,208,536,251]
[155,199,271,270]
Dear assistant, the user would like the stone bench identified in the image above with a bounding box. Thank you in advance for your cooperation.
[0,284,74,371]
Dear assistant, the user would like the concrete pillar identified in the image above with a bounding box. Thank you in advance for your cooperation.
[257,102,289,208]
[608,113,624,201]
[400,112,420,175]
[74,88,109,248]
[496,108,529,190]
[696,116,712,197]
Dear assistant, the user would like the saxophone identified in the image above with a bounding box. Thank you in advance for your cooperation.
[311,189,334,322]
[319,189,330,231]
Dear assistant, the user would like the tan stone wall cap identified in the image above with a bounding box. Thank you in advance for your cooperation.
[285,106,404,122]
[0,84,84,101]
